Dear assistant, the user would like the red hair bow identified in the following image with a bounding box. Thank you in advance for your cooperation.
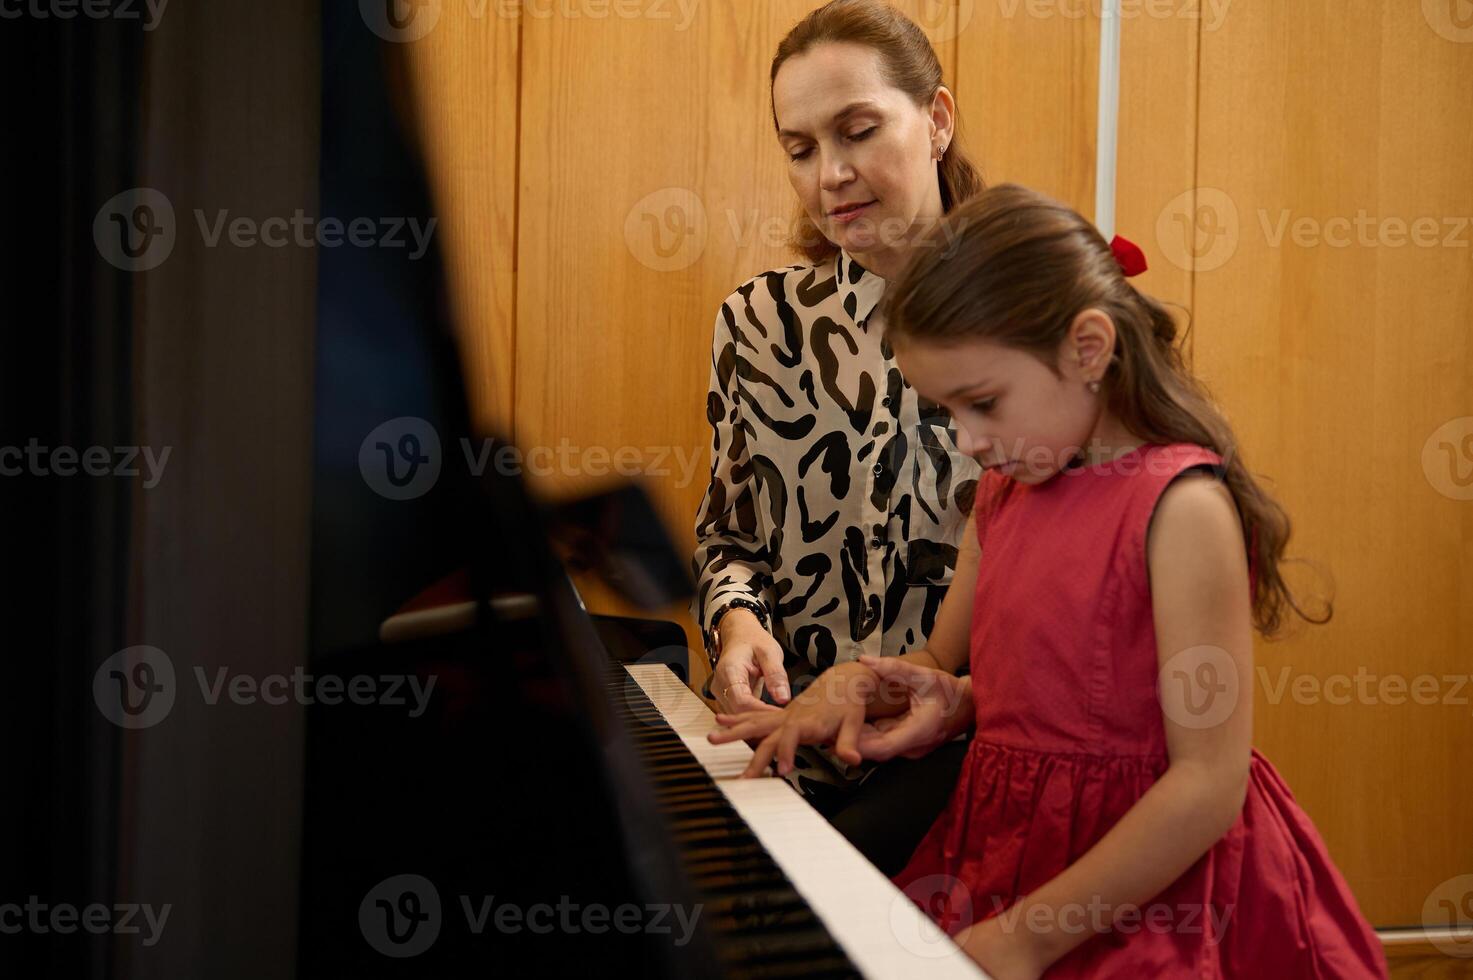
[1109,235,1148,278]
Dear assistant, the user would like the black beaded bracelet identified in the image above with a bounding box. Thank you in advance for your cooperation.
[706,597,770,662]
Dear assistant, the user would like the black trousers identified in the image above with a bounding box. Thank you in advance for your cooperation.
[805,737,971,878]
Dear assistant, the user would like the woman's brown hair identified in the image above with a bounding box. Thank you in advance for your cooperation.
[882,183,1330,637]
[770,0,984,264]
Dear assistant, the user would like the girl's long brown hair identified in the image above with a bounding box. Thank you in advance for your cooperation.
[770,0,984,264]
[882,184,1330,637]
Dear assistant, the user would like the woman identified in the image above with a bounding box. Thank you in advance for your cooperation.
[691,0,983,873]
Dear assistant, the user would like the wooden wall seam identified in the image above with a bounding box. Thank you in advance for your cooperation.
[511,6,523,446]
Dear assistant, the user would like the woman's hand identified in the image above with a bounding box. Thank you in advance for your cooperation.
[953,914,1048,980]
[853,655,973,761]
[709,609,790,714]
[708,661,880,777]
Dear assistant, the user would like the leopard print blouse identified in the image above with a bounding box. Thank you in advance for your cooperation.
[692,248,980,671]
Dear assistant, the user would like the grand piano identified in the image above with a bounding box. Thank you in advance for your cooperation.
[297,437,985,978]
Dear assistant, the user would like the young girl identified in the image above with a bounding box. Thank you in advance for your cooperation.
[709,184,1388,977]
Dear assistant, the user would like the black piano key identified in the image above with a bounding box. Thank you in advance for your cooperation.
[727,956,858,980]
[680,854,783,878]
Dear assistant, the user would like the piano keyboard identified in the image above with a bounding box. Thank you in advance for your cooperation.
[612,663,989,980]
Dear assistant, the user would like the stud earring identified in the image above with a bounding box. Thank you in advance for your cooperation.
[1087,380,1101,394]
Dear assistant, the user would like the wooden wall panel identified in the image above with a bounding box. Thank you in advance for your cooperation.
[1193,0,1473,927]
[404,6,521,433]
[955,0,1100,215]
[955,4,1197,313]
[1116,8,1198,329]
[1383,933,1473,979]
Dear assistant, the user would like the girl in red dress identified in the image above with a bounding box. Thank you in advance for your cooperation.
[710,184,1388,978]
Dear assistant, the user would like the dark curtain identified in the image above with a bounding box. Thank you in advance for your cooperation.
[0,11,139,980]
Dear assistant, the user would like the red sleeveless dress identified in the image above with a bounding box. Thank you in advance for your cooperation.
[893,443,1387,978]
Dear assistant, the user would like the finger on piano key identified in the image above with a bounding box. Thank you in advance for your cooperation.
[742,729,783,779]
[776,720,804,776]
[833,710,864,766]
[709,710,787,745]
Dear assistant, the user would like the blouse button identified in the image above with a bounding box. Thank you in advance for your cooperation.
[881,396,892,407]
[872,463,883,476]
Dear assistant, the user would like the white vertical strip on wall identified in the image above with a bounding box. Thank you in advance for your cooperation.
[1095,0,1122,239]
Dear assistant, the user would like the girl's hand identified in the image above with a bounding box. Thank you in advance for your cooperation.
[954,914,1048,980]
[853,656,973,761]
[707,661,879,777]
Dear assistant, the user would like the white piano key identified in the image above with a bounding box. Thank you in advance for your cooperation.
[624,662,754,779]
[624,664,989,979]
